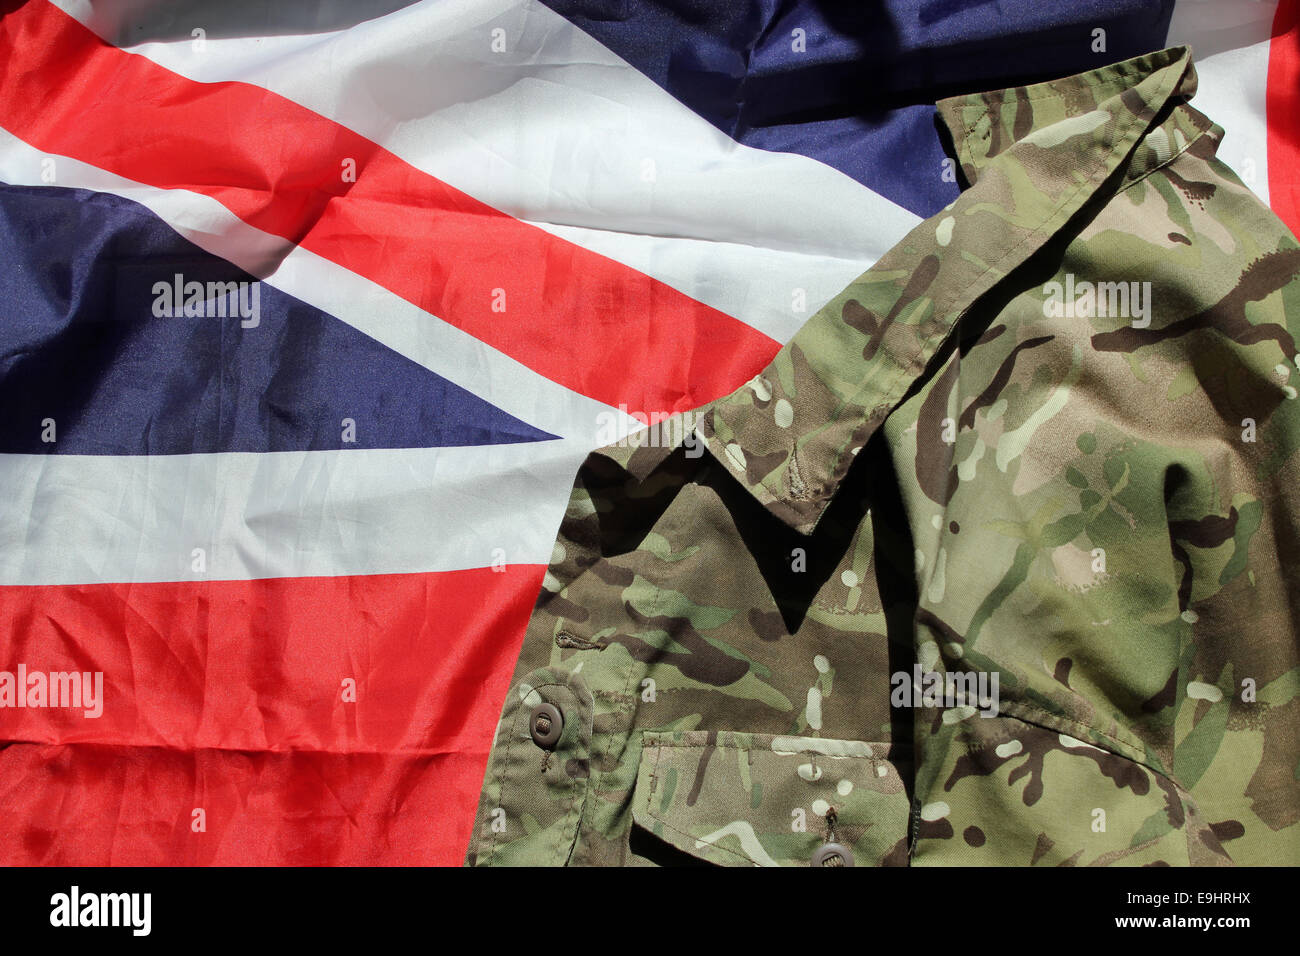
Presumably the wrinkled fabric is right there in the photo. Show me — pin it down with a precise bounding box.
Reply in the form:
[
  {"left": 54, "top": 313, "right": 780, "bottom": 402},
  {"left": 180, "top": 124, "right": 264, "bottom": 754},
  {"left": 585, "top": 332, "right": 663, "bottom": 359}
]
[{"left": 466, "top": 46, "right": 1300, "bottom": 867}]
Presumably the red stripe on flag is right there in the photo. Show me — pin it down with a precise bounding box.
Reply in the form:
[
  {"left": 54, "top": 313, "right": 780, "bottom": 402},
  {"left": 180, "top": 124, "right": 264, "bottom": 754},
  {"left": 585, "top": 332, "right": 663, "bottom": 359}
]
[
  {"left": 1269, "top": 0, "right": 1300, "bottom": 238},
  {"left": 0, "top": 746, "right": 471, "bottom": 865},
  {"left": 0, "top": 566, "right": 541, "bottom": 865},
  {"left": 0, "top": 0, "right": 779, "bottom": 415}
]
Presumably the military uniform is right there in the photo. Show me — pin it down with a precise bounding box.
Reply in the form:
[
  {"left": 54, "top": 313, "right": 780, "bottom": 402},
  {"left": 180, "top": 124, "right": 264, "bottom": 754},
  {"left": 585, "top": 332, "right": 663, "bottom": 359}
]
[{"left": 466, "top": 46, "right": 1300, "bottom": 867}]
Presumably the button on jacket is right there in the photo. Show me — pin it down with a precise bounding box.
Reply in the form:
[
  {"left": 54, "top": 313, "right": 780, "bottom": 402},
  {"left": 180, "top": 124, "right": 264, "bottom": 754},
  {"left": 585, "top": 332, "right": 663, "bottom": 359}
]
[{"left": 465, "top": 46, "right": 1300, "bottom": 867}]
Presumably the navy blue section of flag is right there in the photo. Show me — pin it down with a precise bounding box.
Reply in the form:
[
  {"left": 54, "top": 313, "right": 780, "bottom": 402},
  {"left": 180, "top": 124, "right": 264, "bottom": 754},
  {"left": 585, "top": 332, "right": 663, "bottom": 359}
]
[
  {"left": 0, "top": 184, "right": 556, "bottom": 455},
  {"left": 541, "top": 0, "right": 1175, "bottom": 216}
]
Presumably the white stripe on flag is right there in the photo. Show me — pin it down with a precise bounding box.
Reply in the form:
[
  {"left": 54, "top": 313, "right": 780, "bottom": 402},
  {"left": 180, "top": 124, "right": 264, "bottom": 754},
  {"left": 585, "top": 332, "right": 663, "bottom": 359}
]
[
  {"left": 0, "top": 441, "right": 590, "bottom": 585},
  {"left": 1168, "top": 0, "right": 1276, "bottom": 203},
  {"left": 51, "top": 0, "right": 921, "bottom": 345}
]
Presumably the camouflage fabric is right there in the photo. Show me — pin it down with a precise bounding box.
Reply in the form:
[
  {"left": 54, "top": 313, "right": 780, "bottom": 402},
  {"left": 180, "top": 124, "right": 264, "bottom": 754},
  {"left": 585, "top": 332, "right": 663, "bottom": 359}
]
[{"left": 465, "top": 46, "right": 1300, "bottom": 867}]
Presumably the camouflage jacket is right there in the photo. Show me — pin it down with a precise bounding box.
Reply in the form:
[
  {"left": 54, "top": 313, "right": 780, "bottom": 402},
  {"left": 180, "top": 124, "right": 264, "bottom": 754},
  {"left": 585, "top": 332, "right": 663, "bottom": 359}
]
[{"left": 465, "top": 46, "right": 1300, "bottom": 867}]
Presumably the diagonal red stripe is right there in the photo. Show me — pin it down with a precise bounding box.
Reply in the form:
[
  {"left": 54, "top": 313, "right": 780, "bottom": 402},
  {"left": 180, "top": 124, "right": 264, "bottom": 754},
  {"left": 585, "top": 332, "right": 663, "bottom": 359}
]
[
  {"left": 1269, "top": 0, "right": 1300, "bottom": 239},
  {"left": 0, "top": 0, "right": 778, "bottom": 415},
  {"left": 0, "top": 565, "right": 542, "bottom": 865}
]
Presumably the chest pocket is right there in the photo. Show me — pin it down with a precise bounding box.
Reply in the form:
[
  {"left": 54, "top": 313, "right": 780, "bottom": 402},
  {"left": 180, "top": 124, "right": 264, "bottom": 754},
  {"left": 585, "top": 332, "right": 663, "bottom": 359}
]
[{"left": 630, "top": 731, "right": 912, "bottom": 866}]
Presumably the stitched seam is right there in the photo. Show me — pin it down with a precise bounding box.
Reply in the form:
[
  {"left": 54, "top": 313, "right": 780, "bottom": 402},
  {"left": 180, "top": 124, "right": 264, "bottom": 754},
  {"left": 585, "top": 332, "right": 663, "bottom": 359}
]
[
  {"left": 959, "top": 102, "right": 985, "bottom": 182},
  {"left": 996, "top": 699, "right": 1145, "bottom": 760},
  {"left": 953, "top": 77, "right": 1137, "bottom": 175},
  {"left": 643, "top": 738, "right": 894, "bottom": 762},
  {"left": 1117, "top": 120, "right": 1217, "bottom": 195},
  {"left": 640, "top": 810, "right": 761, "bottom": 866},
  {"left": 632, "top": 742, "right": 666, "bottom": 822},
  {"left": 908, "top": 795, "right": 921, "bottom": 860},
  {"left": 994, "top": 703, "right": 1181, "bottom": 791},
  {"left": 974, "top": 75, "right": 1132, "bottom": 107},
  {"left": 942, "top": 53, "right": 1173, "bottom": 171},
  {"left": 592, "top": 581, "right": 663, "bottom": 861},
  {"left": 483, "top": 697, "right": 521, "bottom": 866},
  {"left": 948, "top": 82, "right": 1118, "bottom": 162},
  {"left": 553, "top": 683, "right": 590, "bottom": 866},
  {"left": 637, "top": 738, "right": 759, "bottom": 866}
]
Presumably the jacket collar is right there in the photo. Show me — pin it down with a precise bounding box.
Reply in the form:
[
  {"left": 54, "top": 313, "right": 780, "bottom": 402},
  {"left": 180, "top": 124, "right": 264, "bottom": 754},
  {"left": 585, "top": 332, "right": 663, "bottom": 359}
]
[{"left": 692, "top": 46, "right": 1201, "bottom": 534}]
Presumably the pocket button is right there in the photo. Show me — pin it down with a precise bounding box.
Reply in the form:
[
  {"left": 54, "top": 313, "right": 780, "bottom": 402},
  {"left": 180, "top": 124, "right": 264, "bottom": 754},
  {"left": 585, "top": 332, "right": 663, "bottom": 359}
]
[
  {"left": 812, "top": 842, "right": 855, "bottom": 867},
  {"left": 529, "top": 703, "right": 563, "bottom": 749}
]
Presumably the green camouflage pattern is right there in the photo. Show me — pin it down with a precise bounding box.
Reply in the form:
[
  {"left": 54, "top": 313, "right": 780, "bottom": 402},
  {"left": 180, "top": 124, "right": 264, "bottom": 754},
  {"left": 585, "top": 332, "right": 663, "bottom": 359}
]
[
  {"left": 631, "top": 732, "right": 910, "bottom": 866},
  {"left": 465, "top": 46, "right": 1300, "bottom": 867}
]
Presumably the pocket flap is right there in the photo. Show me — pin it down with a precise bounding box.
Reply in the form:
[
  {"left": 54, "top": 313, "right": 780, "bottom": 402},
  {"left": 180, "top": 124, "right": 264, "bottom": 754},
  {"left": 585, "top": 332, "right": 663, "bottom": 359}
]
[{"left": 631, "top": 731, "right": 911, "bottom": 867}]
